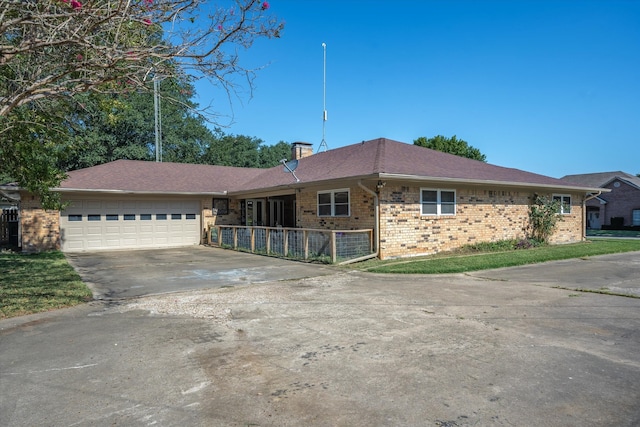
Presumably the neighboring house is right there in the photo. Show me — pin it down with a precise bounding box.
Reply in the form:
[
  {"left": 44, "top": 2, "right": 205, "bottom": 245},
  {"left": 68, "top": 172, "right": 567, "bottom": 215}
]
[
  {"left": 561, "top": 171, "right": 640, "bottom": 230},
  {"left": 2, "top": 138, "right": 605, "bottom": 259}
]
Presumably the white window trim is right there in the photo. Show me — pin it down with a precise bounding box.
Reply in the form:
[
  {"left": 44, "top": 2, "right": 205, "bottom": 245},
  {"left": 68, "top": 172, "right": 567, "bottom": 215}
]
[
  {"left": 420, "top": 188, "right": 456, "bottom": 216},
  {"left": 552, "top": 194, "right": 572, "bottom": 215},
  {"left": 317, "top": 188, "right": 351, "bottom": 217}
]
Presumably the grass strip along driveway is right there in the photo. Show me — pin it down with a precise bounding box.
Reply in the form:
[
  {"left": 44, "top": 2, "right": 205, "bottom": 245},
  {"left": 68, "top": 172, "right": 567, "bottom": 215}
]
[
  {"left": 355, "top": 239, "right": 640, "bottom": 274},
  {"left": 0, "top": 251, "right": 92, "bottom": 319}
]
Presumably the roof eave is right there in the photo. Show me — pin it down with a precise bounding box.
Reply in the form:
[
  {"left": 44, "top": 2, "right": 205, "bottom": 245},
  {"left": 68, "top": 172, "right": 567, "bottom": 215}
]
[
  {"left": 377, "top": 173, "right": 611, "bottom": 193},
  {"left": 53, "top": 188, "right": 228, "bottom": 196},
  {"left": 228, "top": 174, "right": 380, "bottom": 196}
]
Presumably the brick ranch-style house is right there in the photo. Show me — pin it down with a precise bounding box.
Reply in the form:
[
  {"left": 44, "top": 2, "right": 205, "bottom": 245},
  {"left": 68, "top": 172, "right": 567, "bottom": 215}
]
[
  {"left": 1, "top": 138, "right": 607, "bottom": 260},
  {"left": 561, "top": 171, "right": 640, "bottom": 230}
]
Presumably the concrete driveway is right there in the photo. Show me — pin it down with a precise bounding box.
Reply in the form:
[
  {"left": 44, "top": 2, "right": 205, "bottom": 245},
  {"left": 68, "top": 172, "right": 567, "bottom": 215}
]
[
  {"left": 65, "top": 246, "right": 334, "bottom": 299},
  {"left": 1, "top": 248, "right": 640, "bottom": 426}
]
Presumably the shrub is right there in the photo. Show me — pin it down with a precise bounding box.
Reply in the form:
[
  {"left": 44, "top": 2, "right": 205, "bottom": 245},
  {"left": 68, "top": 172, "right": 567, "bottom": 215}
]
[{"left": 528, "top": 195, "right": 561, "bottom": 243}]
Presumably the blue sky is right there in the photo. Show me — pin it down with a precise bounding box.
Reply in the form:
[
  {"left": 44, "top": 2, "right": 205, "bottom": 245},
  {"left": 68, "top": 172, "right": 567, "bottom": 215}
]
[{"left": 193, "top": 0, "right": 639, "bottom": 178}]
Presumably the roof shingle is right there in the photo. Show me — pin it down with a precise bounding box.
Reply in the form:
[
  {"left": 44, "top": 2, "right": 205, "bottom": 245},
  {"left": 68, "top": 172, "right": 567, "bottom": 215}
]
[{"left": 58, "top": 138, "right": 603, "bottom": 194}]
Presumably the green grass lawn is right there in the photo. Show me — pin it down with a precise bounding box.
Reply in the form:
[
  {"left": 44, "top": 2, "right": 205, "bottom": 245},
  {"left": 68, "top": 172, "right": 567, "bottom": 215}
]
[
  {"left": 352, "top": 239, "right": 640, "bottom": 274},
  {"left": 0, "top": 251, "right": 93, "bottom": 319}
]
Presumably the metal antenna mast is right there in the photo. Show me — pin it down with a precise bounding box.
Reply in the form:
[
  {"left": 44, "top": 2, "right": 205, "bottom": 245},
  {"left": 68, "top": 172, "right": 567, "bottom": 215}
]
[
  {"left": 318, "top": 42, "right": 328, "bottom": 152},
  {"left": 153, "top": 76, "right": 163, "bottom": 162}
]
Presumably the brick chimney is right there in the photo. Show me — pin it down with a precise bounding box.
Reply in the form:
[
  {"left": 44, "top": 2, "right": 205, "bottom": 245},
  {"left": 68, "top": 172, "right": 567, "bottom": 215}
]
[{"left": 291, "top": 141, "right": 313, "bottom": 160}]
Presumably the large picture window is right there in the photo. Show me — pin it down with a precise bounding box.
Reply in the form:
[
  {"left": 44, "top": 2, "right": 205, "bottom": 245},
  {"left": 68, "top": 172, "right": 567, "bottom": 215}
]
[
  {"left": 421, "top": 189, "right": 456, "bottom": 216},
  {"left": 318, "top": 189, "right": 350, "bottom": 217},
  {"left": 632, "top": 209, "right": 640, "bottom": 226},
  {"left": 552, "top": 194, "right": 572, "bottom": 214}
]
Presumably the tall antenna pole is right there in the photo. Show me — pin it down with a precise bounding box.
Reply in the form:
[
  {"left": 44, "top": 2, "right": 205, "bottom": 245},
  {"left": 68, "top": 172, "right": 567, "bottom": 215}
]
[
  {"left": 154, "top": 76, "right": 163, "bottom": 162},
  {"left": 318, "top": 42, "right": 328, "bottom": 152}
]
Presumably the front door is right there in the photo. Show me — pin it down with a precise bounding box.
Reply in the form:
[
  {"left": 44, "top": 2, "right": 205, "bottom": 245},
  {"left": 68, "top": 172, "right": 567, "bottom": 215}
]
[
  {"left": 269, "top": 200, "right": 284, "bottom": 227},
  {"left": 245, "top": 199, "right": 265, "bottom": 226},
  {"left": 587, "top": 210, "right": 600, "bottom": 229}
]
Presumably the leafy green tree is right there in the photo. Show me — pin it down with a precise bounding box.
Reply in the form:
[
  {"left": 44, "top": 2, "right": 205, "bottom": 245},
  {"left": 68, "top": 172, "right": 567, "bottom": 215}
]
[
  {"left": 1, "top": 0, "right": 284, "bottom": 208},
  {"left": 203, "top": 132, "right": 261, "bottom": 168},
  {"left": 414, "top": 135, "right": 487, "bottom": 162},
  {"left": 0, "top": 101, "right": 72, "bottom": 206},
  {"left": 61, "top": 77, "right": 215, "bottom": 170},
  {"left": 259, "top": 141, "right": 293, "bottom": 167},
  {"left": 202, "top": 131, "right": 292, "bottom": 168}
]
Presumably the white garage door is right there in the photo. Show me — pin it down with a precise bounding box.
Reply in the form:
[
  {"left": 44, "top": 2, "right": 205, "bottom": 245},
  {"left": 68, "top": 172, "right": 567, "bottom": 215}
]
[{"left": 60, "top": 199, "right": 201, "bottom": 252}]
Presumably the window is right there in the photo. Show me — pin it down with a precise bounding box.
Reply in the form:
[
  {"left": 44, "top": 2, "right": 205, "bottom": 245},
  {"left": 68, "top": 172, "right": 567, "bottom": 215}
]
[
  {"left": 185, "top": 214, "right": 196, "bottom": 220},
  {"left": 171, "top": 214, "right": 182, "bottom": 220},
  {"left": 87, "top": 214, "right": 101, "bottom": 221},
  {"left": 140, "top": 214, "right": 152, "bottom": 220},
  {"left": 213, "top": 198, "right": 229, "bottom": 215},
  {"left": 633, "top": 209, "right": 640, "bottom": 226},
  {"left": 156, "top": 214, "right": 167, "bottom": 220},
  {"left": 106, "top": 214, "right": 119, "bottom": 221},
  {"left": 317, "top": 189, "right": 350, "bottom": 217},
  {"left": 68, "top": 214, "right": 82, "bottom": 221},
  {"left": 552, "top": 194, "right": 572, "bottom": 214},
  {"left": 421, "top": 189, "right": 456, "bottom": 216},
  {"left": 124, "top": 214, "right": 136, "bottom": 221}
]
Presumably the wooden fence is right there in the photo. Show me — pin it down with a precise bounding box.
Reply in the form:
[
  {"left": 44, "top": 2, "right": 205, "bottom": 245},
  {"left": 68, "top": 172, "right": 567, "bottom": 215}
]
[{"left": 209, "top": 225, "right": 375, "bottom": 264}]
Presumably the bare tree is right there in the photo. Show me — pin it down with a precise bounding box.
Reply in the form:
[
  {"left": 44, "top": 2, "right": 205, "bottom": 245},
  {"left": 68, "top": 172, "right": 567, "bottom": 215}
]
[{"left": 0, "top": 0, "right": 283, "bottom": 117}]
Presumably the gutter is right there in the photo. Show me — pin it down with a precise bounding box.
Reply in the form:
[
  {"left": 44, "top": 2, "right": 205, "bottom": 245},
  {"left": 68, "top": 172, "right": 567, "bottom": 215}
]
[
  {"left": 52, "top": 188, "right": 228, "bottom": 196},
  {"left": 230, "top": 173, "right": 611, "bottom": 197},
  {"left": 376, "top": 173, "right": 610, "bottom": 194},
  {"left": 358, "top": 180, "right": 379, "bottom": 258}
]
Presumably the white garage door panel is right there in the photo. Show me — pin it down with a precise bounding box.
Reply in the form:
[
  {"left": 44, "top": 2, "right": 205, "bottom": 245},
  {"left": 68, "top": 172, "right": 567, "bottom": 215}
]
[{"left": 61, "top": 199, "right": 201, "bottom": 252}]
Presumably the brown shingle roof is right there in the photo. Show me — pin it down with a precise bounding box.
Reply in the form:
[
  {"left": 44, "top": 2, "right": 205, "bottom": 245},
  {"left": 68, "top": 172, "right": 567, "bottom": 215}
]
[
  {"left": 239, "top": 138, "right": 601, "bottom": 192},
  {"left": 58, "top": 160, "right": 264, "bottom": 194},
  {"left": 57, "top": 138, "right": 603, "bottom": 194}
]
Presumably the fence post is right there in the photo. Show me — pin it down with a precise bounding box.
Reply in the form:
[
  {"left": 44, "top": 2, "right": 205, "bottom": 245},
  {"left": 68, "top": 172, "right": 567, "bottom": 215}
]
[
  {"left": 330, "top": 231, "right": 337, "bottom": 263},
  {"left": 250, "top": 227, "right": 255, "bottom": 253},
  {"left": 283, "top": 229, "right": 289, "bottom": 257},
  {"left": 233, "top": 226, "right": 238, "bottom": 249},
  {"left": 265, "top": 227, "right": 271, "bottom": 254},
  {"left": 303, "top": 230, "right": 309, "bottom": 260}
]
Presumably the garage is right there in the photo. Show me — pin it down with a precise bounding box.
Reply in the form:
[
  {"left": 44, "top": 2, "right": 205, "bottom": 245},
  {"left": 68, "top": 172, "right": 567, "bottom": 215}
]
[{"left": 60, "top": 198, "right": 201, "bottom": 252}]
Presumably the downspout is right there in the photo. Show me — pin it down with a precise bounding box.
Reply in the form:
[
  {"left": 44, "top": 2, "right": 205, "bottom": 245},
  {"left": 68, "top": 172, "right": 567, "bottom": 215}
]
[
  {"left": 583, "top": 191, "right": 602, "bottom": 240},
  {"left": 358, "top": 180, "right": 379, "bottom": 258}
]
